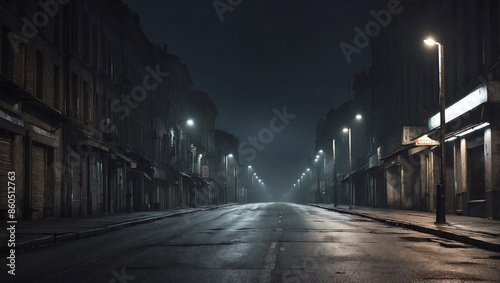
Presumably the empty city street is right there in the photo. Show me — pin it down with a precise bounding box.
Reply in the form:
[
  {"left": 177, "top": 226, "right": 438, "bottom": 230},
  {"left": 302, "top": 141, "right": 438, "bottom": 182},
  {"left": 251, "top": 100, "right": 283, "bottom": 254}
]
[{"left": 8, "top": 203, "right": 500, "bottom": 282}]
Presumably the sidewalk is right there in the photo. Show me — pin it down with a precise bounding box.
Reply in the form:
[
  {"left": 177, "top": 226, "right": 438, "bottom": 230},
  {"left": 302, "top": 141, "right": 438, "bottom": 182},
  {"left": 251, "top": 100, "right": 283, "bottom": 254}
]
[
  {"left": 309, "top": 204, "right": 500, "bottom": 253},
  {"left": 1, "top": 204, "right": 233, "bottom": 253}
]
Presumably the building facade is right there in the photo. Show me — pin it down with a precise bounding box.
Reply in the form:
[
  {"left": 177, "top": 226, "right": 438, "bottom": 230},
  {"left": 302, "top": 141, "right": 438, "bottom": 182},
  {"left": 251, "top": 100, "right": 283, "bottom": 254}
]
[
  {"left": 0, "top": 0, "right": 199, "bottom": 219},
  {"left": 315, "top": 0, "right": 500, "bottom": 220}
]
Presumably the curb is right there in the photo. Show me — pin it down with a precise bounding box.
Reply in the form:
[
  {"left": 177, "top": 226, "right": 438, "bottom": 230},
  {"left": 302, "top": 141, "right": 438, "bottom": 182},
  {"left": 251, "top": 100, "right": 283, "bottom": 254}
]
[
  {"left": 4, "top": 204, "right": 233, "bottom": 253},
  {"left": 309, "top": 204, "right": 500, "bottom": 253}
]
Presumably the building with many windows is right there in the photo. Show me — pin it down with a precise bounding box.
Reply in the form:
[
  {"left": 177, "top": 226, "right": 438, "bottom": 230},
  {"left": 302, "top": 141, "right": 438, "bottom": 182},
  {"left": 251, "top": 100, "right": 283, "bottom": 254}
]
[{"left": 0, "top": 0, "right": 214, "bottom": 219}]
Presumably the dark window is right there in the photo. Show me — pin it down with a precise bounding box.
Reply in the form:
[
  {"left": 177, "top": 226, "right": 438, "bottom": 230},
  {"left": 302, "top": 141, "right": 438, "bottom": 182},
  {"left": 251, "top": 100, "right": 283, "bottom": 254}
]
[
  {"left": 72, "top": 73, "right": 79, "bottom": 117},
  {"left": 83, "top": 81, "right": 89, "bottom": 122},
  {"left": 491, "top": 0, "right": 499, "bottom": 60},
  {"left": 107, "top": 42, "right": 112, "bottom": 77},
  {"left": 106, "top": 98, "right": 111, "bottom": 119},
  {"left": 111, "top": 45, "right": 117, "bottom": 82},
  {"left": 71, "top": 2, "right": 78, "bottom": 50},
  {"left": 53, "top": 65, "right": 60, "bottom": 109},
  {"left": 93, "top": 92, "right": 99, "bottom": 125},
  {"left": 1, "top": 27, "right": 14, "bottom": 80},
  {"left": 101, "top": 35, "right": 107, "bottom": 75},
  {"left": 468, "top": 145, "right": 485, "bottom": 200},
  {"left": 54, "top": 13, "right": 60, "bottom": 47},
  {"left": 82, "top": 12, "right": 89, "bottom": 59},
  {"left": 35, "top": 50, "right": 44, "bottom": 100},
  {"left": 92, "top": 24, "right": 98, "bottom": 67},
  {"left": 464, "top": 36, "right": 470, "bottom": 82},
  {"left": 18, "top": 43, "right": 26, "bottom": 87}
]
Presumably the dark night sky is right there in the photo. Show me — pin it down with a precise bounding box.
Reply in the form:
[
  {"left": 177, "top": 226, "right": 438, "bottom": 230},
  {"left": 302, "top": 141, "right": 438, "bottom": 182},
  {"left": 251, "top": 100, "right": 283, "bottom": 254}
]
[{"left": 121, "top": 0, "right": 391, "bottom": 197}]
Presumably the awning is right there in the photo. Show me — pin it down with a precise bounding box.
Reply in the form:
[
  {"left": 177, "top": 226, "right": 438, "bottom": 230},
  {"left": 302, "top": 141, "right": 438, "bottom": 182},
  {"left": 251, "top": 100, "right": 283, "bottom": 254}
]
[
  {"left": 153, "top": 166, "right": 167, "bottom": 181},
  {"left": 130, "top": 169, "right": 152, "bottom": 180},
  {"left": 0, "top": 78, "right": 63, "bottom": 121},
  {"left": 180, "top": 171, "right": 192, "bottom": 179},
  {"left": 67, "top": 126, "right": 109, "bottom": 152},
  {"left": 339, "top": 164, "right": 368, "bottom": 182},
  {"left": 380, "top": 145, "right": 412, "bottom": 161},
  {"left": 192, "top": 174, "right": 210, "bottom": 186},
  {"left": 0, "top": 107, "right": 25, "bottom": 135}
]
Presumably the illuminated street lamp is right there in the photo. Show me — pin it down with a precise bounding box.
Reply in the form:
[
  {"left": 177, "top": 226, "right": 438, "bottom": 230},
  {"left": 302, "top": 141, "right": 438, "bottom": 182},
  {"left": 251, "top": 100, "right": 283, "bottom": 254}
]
[
  {"left": 176, "top": 119, "right": 194, "bottom": 207},
  {"left": 424, "top": 37, "right": 446, "bottom": 224},
  {"left": 332, "top": 139, "right": 337, "bottom": 206},
  {"left": 343, "top": 127, "right": 352, "bottom": 209},
  {"left": 315, "top": 150, "right": 325, "bottom": 203},
  {"left": 343, "top": 114, "right": 362, "bottom": 210},
  {"left": 225, "top": 154, "right": 233, "bottom": 203},
  {"left": 246, "top": 166, "right": 253, "bottom": 202}
]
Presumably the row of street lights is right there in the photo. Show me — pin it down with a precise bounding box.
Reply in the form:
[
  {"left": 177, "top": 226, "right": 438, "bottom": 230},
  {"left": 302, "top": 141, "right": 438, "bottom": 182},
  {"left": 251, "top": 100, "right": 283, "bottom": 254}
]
[
  {"left": 292, "top": 36, "right": 446, "bottom": 224},
  {"left": 291, "top": 114, "right": 362, "bottom": 208},
  {"left": 176, "top": 120, "right": 269, "bottom": 205},
  {"left": 222, "top": 159, "right": 265, "bottom": 203},
  {"left": 249, "top": 166, "right": 265, "bottom": 202}
]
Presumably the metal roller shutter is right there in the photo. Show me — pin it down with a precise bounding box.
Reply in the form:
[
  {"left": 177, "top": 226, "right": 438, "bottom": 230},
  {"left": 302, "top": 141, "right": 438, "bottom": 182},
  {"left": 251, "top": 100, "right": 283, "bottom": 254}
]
[
  {"left": 0, "top": 134, "right": 13, "bottom": 211},
  {"left": 71, "top": 154, "right": 81, "bottom": 216},
  {"left": 32, "top": 144, "right": 46, "bottom": 219},
  {"left": 469, "top": 146, "right": 485, "bottom": 201}
]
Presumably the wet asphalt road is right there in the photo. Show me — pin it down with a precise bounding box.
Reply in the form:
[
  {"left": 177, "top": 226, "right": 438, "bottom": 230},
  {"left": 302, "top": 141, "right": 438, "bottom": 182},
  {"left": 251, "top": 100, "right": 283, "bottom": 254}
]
[{"left": 6, "top": 202, "right": 500, "bottom": 282}]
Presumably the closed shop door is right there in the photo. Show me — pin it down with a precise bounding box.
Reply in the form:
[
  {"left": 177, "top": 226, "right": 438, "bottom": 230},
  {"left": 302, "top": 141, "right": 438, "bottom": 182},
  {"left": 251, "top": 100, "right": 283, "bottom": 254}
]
[
  {"left": 32, "top": 144, "right": 46, "bottom": 219},
  {"left": 89, "top": 153, "right": 101, "bottom": 214},
  {"left": 71, "top": 154, "right": 81, "bottom": 216},
  {"left": 81, "top": 156, "right": 88, "bottom": 215},
  {"left": 469, "top": 145, "right": 485, "bottom": 200},
  {"left": 0, "top": 134, "right": 13, "bottom": 217}
]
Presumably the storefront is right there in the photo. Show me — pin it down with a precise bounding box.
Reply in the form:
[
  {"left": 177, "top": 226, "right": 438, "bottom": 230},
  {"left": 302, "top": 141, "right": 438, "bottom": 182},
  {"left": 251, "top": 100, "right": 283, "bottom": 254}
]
[{"left": 414, "top": 83, "right": 500, "bottom": 219}]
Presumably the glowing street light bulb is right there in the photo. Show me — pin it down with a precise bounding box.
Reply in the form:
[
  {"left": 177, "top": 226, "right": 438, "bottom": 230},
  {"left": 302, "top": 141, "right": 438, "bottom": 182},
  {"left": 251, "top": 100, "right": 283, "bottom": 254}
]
[{"left": 423, "top": 38, "right": 437, "bottom": 46}]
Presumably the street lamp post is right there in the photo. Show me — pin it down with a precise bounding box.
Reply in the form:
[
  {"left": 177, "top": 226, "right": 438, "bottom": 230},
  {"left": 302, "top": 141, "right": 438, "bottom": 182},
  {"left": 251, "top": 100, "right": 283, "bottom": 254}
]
[
  {"left": 304, "top": 168, "right": 312, "bottom": 202},
  {"left": 332, "top": 139, "right": 337, "bottom": 207},
  {"left": 246, "top": 166, "right": 253, "bottom": 202},
  {"left": 315, "top": 155, "right": 320, "bottom": 202},
  {"left": 176, "top": 119, "right": 194, "bottom": 208},
  {"left": 251, "top": 173, "right": 256, "bottom": 202},
  {"left": 225, "top": 153, "right": 233, "bottom": 204},
  {"left": 343, "top": 114, "right": 361, "bottom": 210},
  {"left": 317, "top": 150, "right": 327, "bottom": 203},
  {"left": 297, "top": 178, "right": 301, "bottom": 202},
  {"left": 424, "top": 37, "right": 446, "bottom": 224},
  {"left": 234, "top": 165, "right": 239, "bottom": 203},
  {"left": 343, "top": 128, "right": 353, "bottom": 209}
]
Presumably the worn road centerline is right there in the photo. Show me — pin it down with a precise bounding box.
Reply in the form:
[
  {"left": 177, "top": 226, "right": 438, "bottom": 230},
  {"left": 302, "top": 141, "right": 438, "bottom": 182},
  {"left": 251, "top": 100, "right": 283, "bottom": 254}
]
[{"left": 260, "top": 241, "right": 277, "bottom": 283}]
